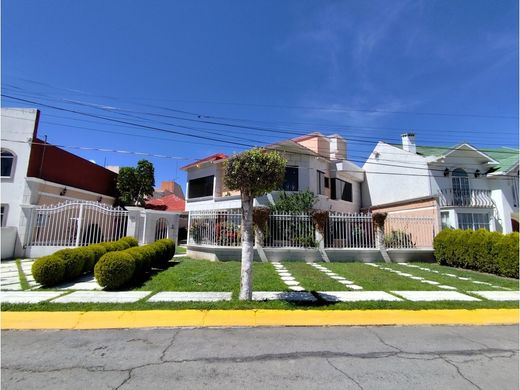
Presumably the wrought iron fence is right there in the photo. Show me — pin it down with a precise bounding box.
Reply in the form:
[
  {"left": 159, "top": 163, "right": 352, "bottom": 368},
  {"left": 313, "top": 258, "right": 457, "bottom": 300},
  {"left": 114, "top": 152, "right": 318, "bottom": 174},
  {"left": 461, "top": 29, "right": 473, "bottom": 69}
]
[
  {"left": 26, "top": 201, "right": 128, "bottom": 247},
  {"left": 325, "top": 212, "right": 375, "bottom": 248},
  {"left": 188, "top": 209, "right": 436, "bottom": 249}
]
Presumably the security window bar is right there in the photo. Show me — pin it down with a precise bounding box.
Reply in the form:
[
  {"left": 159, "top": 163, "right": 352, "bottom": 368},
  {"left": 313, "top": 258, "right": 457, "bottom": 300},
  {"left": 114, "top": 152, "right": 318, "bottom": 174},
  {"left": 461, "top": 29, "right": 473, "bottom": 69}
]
[{"left": 282, "top": 166, "right": 299, "bottom": 191}]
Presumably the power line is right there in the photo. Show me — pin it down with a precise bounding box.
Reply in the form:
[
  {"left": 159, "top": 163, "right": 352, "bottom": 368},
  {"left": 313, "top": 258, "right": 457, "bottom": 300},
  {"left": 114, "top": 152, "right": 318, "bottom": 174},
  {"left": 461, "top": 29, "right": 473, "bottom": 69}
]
[{"left": 6, "top": 78, "right": 518, "bottom": 119}]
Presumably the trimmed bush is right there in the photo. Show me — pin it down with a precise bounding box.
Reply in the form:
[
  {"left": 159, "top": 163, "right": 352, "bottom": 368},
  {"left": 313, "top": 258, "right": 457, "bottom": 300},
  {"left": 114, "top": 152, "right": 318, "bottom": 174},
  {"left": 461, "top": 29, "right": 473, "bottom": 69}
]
[
  {"left": 32, "top": 255, "right": 66, "bottom": 286},
  {"left": 150, "top": 240, "right": 169, "bottom": 268},
  {"left": 99, "top": 241, "right": 120, "bottom": 252},
  {"left": 94, "top": 251, "right": 136, "bottom": 289},
  {"left": 434, "top": 229, "right": 519, "bottom": 278},
  {"left": 87, "top": 244, "right": 107, "bottom": 263},
  {"left": 54, "top": 248, "right": 85, "bottom": 280},
  {"left": 124, "top": 246, "right": 151, "bottom": 277},
  {"left": 119, "top": 236, "right": 139, "bottom": 248},
  {"left": 157, "top": 238, "right": 176, "bottom": 259},
  {"left": 78, "top": 247, "right": 97, "bottom": 273}
]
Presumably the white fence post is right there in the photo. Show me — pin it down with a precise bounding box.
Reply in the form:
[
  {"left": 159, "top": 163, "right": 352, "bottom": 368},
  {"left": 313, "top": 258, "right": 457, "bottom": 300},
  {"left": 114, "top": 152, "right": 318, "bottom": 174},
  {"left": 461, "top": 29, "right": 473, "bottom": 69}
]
[{"left": 75, "top": 203, "right": 84, "bottom": 247}]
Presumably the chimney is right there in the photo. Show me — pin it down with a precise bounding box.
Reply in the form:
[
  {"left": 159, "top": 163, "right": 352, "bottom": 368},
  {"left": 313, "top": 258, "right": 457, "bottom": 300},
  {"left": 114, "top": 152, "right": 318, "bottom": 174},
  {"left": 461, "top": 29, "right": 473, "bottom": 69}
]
[
  {"left": 329, "top": 134, "right": 347, "bottom": 160},
  {"left": 401, "top": 133, "right": 416, "bottom": 154}
]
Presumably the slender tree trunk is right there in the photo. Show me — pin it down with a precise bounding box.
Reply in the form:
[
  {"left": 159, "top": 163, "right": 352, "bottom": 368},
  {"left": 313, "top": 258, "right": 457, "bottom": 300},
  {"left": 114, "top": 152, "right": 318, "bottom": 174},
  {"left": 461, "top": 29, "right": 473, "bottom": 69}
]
[{"left": 239, "top": 193, "right": 254, "bottom": 300}]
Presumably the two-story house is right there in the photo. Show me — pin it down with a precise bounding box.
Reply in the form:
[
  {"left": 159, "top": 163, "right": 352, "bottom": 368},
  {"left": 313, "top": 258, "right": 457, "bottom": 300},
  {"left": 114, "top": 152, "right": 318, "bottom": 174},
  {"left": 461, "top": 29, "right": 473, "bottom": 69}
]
[
  {"left": 363, "top": 133, "right": 519, "bottom": 233},
  {"left": 181, "top": 133, "right": 364, "bottom": 213}
]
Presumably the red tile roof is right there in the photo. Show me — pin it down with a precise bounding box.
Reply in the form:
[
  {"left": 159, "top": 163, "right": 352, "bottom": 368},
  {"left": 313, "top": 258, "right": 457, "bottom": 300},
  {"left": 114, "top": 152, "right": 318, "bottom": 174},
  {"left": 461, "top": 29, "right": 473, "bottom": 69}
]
[
  {"left": 181, "top": 153, "right": 228, "bottom": 170},
  {"left": 146, "top": 194, "right": 185, "bottom": 212}
]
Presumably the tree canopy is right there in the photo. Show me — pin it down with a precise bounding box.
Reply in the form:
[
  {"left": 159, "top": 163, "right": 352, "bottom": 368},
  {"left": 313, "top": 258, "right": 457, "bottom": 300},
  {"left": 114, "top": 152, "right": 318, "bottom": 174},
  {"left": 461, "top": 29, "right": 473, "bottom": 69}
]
[
  {"left": 116, "top": 160, "right": 155, "bottom": 206},
  {"left": 224, "top": 148, "right": 287, "bottom": 198}
]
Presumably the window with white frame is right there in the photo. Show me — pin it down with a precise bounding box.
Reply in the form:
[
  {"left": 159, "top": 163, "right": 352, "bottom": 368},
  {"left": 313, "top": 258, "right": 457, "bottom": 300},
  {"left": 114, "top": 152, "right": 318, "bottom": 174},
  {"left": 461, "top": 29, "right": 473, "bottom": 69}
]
[
  {"left": 457, "top": 213, "right": 490, "bottom": 231},
  {"left": 440, "top": 211, "right": 450, "bottom": 229},
  {"left": 0, "top": 205, "right": 6, "bottom": 227},
  {"left": 1, "top": 150, "right": 15, "bottom": 178}
]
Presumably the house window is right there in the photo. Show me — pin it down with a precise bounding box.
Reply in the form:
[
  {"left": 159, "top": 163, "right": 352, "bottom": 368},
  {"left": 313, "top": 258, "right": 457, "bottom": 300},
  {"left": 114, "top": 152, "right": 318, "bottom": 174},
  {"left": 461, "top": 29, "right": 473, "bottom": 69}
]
[
  {"left": 324, "top": 177, "right": 330, "bottom": 188},
  {"left": 331, "top": 179, "right": 353, "bottom": 202},
  {"left": 317, "top": 170, "right": 325, "bottom": 195},
  {"left": 188, "top": 175, "right": 214, "bottom": 199},
  {"left": 458, "top": 213, "right": 490, "bottom": 231},
  {"left": 440, "top": 211, "right": 450, "bottom": 229},
  {"left": 512, "top": 179, "right": 519, "bottom": 207},
  {"left": 1, "top": 150, "right": 15, "bottom": 178},
  {"left": 452, "top": 168, "right": 470, "bottom": 206},
  {"left": 0, "top": 205, "right": 6, "bottom": 227},
  {"left": 282, "top": 166, "right": 299, "bottom": 191}
]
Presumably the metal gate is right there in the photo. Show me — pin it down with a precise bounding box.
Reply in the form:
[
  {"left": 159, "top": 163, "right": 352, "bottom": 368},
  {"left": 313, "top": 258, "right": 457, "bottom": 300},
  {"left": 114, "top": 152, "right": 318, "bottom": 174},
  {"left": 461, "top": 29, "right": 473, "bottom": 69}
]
[{"left": 25, "top": 201, "right": 128, "bottom": 247}]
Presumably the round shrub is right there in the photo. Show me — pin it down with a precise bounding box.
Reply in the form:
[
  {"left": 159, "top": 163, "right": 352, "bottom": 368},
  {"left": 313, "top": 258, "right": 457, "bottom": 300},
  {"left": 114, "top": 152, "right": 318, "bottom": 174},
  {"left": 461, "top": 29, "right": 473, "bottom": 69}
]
[
  {"left": 99, "top": 241, "right": 119, "bottom": 252},
  {"left": 94, "top": 251, "right": 136, "bottom": 289},
  {"left": 157, "top": 239, "right": 176, "bottom": 259},
  {"left": 77, "top": 247, "right": 97, "bottom": 273},
  {"left": 32, "top": 255, "right": 66, "bottom": 286},
  {"left": 119, "top": 236, "right": 138, "bottom": 248},
  {"left": 139, "top": 245, "right": 157, "bottom": 269},
  {"left": 114, "top": 241, "right": 130, "bottom": 250},
  {"left": 151, "top": 241, "right": 169, "bottom": 268},
  {"left": 87, "top": 244, "right": 107, "bottom": 262},
  {"left": 54, "top": 248, "right": 85, "bottom": 280},
  {"left": 125, "top": 247, "right": 150, "bottom": 277}
]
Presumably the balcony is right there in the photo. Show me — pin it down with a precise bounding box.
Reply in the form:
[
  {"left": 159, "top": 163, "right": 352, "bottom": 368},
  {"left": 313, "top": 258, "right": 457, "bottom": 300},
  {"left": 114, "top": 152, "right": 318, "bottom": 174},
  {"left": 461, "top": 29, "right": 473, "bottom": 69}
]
[{"left": 438, "top": 188, "right": 494, "bottom": 208}]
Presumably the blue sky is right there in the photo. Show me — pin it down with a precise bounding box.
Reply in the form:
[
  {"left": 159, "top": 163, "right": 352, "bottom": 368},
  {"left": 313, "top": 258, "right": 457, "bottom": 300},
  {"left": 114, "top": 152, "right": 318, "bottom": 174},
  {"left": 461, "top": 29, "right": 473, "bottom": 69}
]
[{"left": 2, "top": 0, "right": 518, "bottom": 192}]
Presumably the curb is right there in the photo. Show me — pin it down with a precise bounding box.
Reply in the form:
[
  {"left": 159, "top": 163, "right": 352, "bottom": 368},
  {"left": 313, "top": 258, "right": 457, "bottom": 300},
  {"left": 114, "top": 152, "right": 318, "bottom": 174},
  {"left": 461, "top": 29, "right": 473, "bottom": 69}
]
[{"left": 1, "top": 309, "right": 518, "bottom": 329}]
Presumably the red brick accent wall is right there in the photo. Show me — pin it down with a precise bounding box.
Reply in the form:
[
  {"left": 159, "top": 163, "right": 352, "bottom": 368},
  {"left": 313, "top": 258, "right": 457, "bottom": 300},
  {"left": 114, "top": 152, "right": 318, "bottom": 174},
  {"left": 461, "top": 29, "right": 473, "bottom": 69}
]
[{"left": 27, "top": 138, "right": 118, "bottom": 197}]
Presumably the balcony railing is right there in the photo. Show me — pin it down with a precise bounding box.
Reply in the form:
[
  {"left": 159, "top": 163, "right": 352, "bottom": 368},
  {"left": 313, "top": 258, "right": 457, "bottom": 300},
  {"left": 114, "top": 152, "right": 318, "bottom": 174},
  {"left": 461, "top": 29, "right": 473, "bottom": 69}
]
[{"left": 438, "top": 188, "right": 494, "bottom": 208}]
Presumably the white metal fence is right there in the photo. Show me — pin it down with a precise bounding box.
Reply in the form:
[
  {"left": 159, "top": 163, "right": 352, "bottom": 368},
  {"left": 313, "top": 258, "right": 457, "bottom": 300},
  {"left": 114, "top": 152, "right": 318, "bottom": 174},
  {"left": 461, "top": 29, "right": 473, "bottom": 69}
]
[
  {"left": 189, "top": 209, "right": 242, "bottom": 247},
  {"left": 325, "top": 212, "right": 375, "bottom": 248},
  {"left": 26, "top": 201, "right": 128, "bottom": 247},
  {"left": 189, "top": 209, "right": 436, "bottom": 249},
  {"left": 384, "top": 216, "right": 435, "bottom": 249}
]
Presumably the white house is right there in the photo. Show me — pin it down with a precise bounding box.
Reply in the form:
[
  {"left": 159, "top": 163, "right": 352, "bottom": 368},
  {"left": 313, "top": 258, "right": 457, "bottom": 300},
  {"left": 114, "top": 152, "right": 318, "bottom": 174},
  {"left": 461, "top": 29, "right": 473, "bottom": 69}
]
[
  {"left": 181, "top": 133, "right": 364, "bottom": 213},
  {"left": 362, "top": 133, "right": 519, "bottom": 233},
  {"left": 1, "top": 108, "right": 119, "bottom": 258}
]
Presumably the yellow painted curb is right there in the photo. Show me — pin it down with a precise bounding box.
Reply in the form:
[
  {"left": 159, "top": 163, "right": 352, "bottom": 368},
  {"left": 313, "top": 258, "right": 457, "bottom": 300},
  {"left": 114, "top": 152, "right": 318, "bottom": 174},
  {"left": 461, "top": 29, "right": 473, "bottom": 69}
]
[{"left": 1, "top": 309, "right": 518, "bottom": 330}]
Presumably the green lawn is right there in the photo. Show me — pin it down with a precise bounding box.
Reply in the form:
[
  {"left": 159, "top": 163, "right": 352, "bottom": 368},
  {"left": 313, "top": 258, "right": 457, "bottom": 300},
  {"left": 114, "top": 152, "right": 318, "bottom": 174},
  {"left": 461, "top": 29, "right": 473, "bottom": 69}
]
[
  {"left": 3, "top": 258, "right": 518, "bottom": 312},
  {"left": 283, "top": 262, "right": 348, "bottom": 291},
  {"left": 325, "top": 263, "right": 441, "bottom": 291},
  {"left": 175, "top": 246, "right": 187, "bottom": 254},
  {"left": 384, "top": 263, "right": 519, "bottom": 291}
]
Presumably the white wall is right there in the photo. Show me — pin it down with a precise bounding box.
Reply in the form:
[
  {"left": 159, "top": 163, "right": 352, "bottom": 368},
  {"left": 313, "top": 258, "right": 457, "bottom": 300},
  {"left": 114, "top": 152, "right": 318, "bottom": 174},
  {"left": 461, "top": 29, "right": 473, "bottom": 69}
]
[
  {"left": 362, "top": 142, "right": 431, "bottom": 207},
  {"left": 1, "top": 108, "right": 38, "bottom": 228},
  {"left": 488, "top": 172, "right": 519, "bottom": 233}
]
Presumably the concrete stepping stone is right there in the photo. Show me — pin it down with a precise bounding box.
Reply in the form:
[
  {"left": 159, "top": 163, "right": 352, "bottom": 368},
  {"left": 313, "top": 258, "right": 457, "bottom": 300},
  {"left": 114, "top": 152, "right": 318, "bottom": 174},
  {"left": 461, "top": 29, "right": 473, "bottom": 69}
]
[
  {"left": 445, "top": 274, "right": 457, "bottom": 277},
  {"left": 289, "top": 286, "right": 305, "bottom": 292},
  {"left": 148, "top": 292, "right": 232, "bottom": 302},
  {"left": 284, "top": 280, "right": 300, "bottom": 286},
  {"left": 470, "top": 291, "right": 520, "bottom": 301},
  {"left": 338, "top": 280, "right": 355, "bottom": 285},
  {"left": 438, "top": 285, "right": 457, "bottom": 290},
  {"left": 391, "top": 291, "right": 480, "bottom": 301},
  {"left": 458, "top": 277, "right": 471, "bottom": 281},
  {"left": 280, "top": 276, "right": 296, "bottom": 282},
  {"left": 318, "top": 291, "right": 402, "bottom": 302},
  {"left": 330, "top": 275, "right": 347, "bottom": 280},
  {"left": 52, "top": 291, "right": 150, "bottom": 303},
  {"left": 410, "top": 276, "right": 424, "bottom": 280},
  {"left": 348, "top": 285, "right": 363, "bottom": 290},
  {"left": 421, "top": 280, "right": 440, "bottom": 285},
  {"left": 2, "top": 291, "right": 63, "bottom": 303},
  {"left": 253, "top": 291, "right": 317, "bottom": 302},
  {"left": 473, "top": 281, "right": 491, "bottom": 285},
  {"left": 365, "top": 263, "right": 378, "bottom": 267},
  {"left": 1, "top": 283, "right": 22, "bottom": 291}
]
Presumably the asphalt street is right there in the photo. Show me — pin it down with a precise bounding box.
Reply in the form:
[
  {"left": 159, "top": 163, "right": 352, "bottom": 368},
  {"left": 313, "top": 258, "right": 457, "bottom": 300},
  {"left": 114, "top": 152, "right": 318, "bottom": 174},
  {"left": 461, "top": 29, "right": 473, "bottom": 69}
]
[{"left": 2, "top": 325, "right": 518, "bottom": 389}]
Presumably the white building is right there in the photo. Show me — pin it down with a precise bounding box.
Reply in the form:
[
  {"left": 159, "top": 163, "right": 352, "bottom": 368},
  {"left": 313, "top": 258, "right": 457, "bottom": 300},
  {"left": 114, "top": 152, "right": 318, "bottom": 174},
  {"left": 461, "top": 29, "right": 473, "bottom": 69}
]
[
  {"left": 182, "top": 133, "right": 364, "bottom": 213},
  {"left": 1, "top": 108, "right": 119, "bottom": 258},
  {"left": 363, "top": 133, "right": 519, "bottom": 233}
]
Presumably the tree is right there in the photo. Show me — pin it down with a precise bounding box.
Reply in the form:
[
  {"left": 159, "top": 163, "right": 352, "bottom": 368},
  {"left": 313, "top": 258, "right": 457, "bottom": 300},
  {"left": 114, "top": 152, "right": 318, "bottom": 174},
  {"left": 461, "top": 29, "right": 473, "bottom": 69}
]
[
  {"left": 116, "top": 160, "right": 155, "bottom": 206},
  {"left": 224, "top": 148, "right": 287, "bottom": 300}
]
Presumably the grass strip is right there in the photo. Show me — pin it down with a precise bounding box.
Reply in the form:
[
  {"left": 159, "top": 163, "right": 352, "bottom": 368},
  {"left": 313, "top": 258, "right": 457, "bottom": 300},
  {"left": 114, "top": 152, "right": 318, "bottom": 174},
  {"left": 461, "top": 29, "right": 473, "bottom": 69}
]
[{"left": 15, "top": 259, "right": 30, "bottom": 290}]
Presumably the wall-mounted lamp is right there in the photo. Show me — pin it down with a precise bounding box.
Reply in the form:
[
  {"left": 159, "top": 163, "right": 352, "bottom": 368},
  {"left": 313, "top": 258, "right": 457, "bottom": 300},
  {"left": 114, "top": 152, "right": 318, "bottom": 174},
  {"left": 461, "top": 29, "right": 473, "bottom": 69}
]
[
  {"left": 97, "top": 196, "right": 102, "bottom": 202},
  {"left": 474, "top": 170, "right": 481, "bottom": 178},
  {"left": 60, "top": 187, "right": 67, "bottom": 196},
  {"left": 443, "top": 168, "right": 450, "bottom": 177}
]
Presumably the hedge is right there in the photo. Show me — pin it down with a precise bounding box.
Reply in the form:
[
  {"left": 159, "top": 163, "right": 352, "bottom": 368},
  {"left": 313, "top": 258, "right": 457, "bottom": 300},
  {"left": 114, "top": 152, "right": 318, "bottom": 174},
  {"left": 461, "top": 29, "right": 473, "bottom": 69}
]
[
  {"left": 94, "top": 252, "right": 136, "bottom": 289},
  {"left": 31, "top": 237, "right": 141, "bottom": 287},
  {"left": 94, "top": 239, "right": 176, "bottom": 289},
  {"left": 32, "top": 255, "right": 66, "bottom": 286},
  {"left": 433, "top": 229, "right": 519, "bottom": 279}
]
